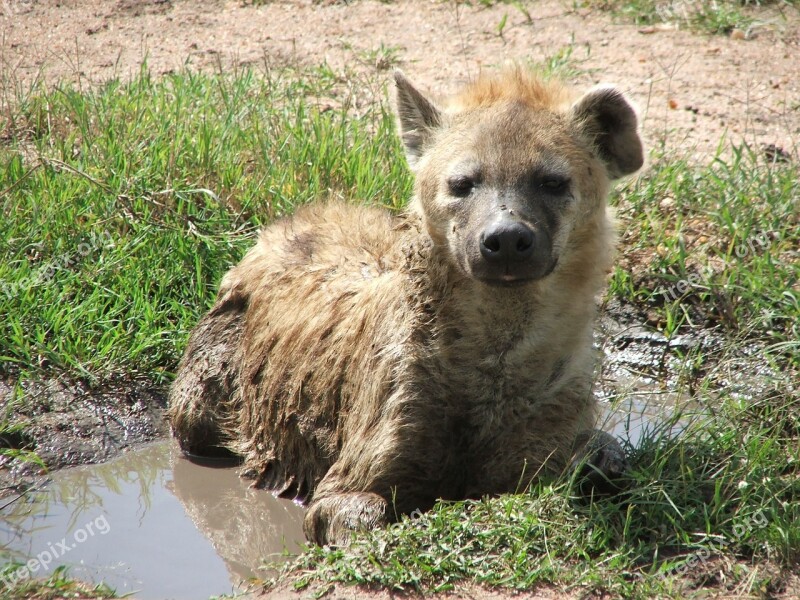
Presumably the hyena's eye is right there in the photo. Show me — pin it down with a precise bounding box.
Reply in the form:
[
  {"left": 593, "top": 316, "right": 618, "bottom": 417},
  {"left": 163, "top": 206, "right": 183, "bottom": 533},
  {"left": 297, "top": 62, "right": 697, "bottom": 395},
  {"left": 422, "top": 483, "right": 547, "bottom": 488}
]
[
  {"left": 540, "top": 176, "right": 570, "bottom": 194},
  {"left": 447, "top": 175, "right": 476, "bottom": 197}
]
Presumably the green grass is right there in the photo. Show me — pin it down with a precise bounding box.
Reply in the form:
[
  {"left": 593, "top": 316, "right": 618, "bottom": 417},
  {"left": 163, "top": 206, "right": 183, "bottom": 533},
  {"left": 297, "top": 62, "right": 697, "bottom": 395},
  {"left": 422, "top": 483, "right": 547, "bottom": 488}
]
[
  {"left": 0, "top": 64, "right": 410, "bottom": 384},
  {"left": 1, "top": 63, "right": 798, "bottom": 598},
  {"left": 586, "top": 0, "right": 799, "bottom": 35},
  {"left": 0, "top": 565, "right": 116, "bottom": 599},
  {"left": 608, "top": 144, "right": 799, "bottom": 359},
  {"left": 277, "top": 392, "right": 799, "bottom": 597},
  {"left": 2, "top": 63, "right": 795, "bottom": 382}
]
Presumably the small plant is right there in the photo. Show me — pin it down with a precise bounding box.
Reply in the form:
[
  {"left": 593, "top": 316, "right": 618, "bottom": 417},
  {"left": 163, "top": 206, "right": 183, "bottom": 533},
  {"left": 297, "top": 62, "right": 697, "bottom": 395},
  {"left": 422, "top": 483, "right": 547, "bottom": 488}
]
[
  {"left": 496, "top": 12, "right": 509, "bottom": 38},
  {"left": 585, "top": 0, "right": 785, "bottom": 35},
  {"left": 360, "top": 43, "right": 402, "bottom": 70},
  {"left": 512, "top": 0, "right": 533, "bottom": 22}
]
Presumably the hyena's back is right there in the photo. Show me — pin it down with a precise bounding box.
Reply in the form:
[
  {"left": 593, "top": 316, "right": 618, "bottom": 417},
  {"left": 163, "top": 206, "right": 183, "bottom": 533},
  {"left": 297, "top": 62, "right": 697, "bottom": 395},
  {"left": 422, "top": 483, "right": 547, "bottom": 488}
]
[{"left": 169, "top": 202, "right": 411, "bottom": 497}]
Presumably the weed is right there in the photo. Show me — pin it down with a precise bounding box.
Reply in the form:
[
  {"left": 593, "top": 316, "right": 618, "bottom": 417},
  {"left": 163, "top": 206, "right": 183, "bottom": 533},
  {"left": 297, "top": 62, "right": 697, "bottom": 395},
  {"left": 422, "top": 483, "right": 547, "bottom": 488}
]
[
  {"left": 496, "top": 12, "right": 509, "bottom": 37},
  {"left": 586, "top": 0, "right": 798, "bottom": 35}
]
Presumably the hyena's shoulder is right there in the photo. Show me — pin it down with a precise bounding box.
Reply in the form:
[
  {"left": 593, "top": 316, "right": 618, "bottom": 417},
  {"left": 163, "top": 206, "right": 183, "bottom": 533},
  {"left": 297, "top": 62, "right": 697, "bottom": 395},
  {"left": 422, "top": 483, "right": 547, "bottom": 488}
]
[{"left": 219, "top": 201, "right": 409, "bottom": 298}]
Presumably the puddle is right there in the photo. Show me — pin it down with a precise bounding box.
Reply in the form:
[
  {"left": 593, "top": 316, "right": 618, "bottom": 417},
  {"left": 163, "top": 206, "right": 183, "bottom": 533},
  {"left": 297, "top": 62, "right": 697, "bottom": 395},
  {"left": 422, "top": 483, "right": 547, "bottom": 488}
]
[
  {"left": 0, "top": 396, "right": 678, "bottom": 599},
  {"left": 0, "top": 399, "right": 679, "bottom": 600},
  {"left": 593, "top": 308, "right": 702, "bottom": 446},
  {"left": 0, "top": 441, "right": 306, "bottom": 599}
]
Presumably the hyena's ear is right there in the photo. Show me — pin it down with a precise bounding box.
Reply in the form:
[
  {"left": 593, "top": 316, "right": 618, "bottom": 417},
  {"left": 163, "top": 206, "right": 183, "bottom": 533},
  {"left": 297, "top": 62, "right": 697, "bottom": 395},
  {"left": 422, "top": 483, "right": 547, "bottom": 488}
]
[
  {"left": 393, "top": 70, "right": 443, "bottom": 169},
  {"left": 571, "top": 85, "right": 644, "bottom": 179}
]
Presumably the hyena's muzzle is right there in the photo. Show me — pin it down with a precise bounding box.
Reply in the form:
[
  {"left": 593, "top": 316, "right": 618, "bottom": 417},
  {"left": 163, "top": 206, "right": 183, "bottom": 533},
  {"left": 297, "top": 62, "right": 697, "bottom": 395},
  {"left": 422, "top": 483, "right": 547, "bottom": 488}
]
[{"left": 467, "top": 198, "right": 559, "bottom": 286}]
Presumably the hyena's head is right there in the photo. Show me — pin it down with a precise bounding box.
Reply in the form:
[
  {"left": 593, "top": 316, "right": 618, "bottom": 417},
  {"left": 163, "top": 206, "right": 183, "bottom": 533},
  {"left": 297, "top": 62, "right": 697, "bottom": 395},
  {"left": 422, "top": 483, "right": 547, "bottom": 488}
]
[{"left": 394, "top": 68, "right": 643, "bottom": 286}]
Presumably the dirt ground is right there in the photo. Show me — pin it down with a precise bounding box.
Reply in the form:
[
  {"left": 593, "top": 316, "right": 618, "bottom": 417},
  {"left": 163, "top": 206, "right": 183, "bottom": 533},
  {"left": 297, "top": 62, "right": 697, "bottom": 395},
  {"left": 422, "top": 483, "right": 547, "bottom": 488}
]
[
  {"left": 254, "top": 581, "right": 569, "bottom": 599},
  {"left": 2, "top": 0, "right": 799, "bottom": 162},
  {"left": 0, "top": 376, "right": 168, "bottom": 495}
]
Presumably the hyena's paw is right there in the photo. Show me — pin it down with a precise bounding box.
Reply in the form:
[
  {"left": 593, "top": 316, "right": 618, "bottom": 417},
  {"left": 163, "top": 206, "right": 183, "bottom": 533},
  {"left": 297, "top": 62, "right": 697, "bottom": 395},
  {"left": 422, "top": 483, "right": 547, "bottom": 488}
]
[
  {"left": 571, "top": 429, "right": 629, "bottom": 497},
  {"left": 304, "top": 492, "right": 389, "bottom": 546}
]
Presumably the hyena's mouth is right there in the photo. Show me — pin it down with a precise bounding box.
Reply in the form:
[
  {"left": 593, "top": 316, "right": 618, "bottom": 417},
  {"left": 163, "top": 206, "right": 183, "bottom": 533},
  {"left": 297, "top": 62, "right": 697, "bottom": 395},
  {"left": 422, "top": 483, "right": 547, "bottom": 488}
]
[
  {"left": 478, "top": 272, "right": 543, "bottom": 287},
  {"left": 484, "top": 276, "right": 535, "bottom": 288},
  {"left": 470, "top": 254, "right": 559, "bottom": 287}
]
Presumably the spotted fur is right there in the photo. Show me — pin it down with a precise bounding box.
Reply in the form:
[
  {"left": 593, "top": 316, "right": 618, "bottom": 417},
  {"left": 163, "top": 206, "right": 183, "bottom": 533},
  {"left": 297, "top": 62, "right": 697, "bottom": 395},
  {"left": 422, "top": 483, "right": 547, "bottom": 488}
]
[{"left": 168, "top": 67, "right": 643, "bottom": 545}]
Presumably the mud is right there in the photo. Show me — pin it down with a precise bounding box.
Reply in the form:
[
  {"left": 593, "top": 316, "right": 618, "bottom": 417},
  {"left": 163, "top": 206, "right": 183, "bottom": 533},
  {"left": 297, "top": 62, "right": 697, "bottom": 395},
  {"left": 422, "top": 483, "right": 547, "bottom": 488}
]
[
  {"left": 596, "top": 299, "right": 790, "bottom": 417},
  {"left": 0, "top": 376, "right": 168, "bottom": 497},
  {"left": 0, "top": 440, "right": 305, "bottom": 598}
]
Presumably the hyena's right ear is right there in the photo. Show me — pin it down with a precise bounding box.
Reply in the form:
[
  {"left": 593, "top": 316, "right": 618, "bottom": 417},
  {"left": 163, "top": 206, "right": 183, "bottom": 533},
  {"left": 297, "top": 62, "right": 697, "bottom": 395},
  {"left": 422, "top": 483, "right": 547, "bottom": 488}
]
[
  {"left": 570, "top": 85, "right": 644, "bottom": 179},
  {"left": 393, "top": 70, "right": 443, "bottom": 169}
]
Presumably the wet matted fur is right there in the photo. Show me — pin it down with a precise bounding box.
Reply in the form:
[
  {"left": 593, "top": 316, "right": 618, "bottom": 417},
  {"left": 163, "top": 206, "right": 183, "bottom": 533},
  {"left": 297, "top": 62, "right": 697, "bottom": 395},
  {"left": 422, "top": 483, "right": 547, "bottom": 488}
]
[{"left": 169, "top": 67, "right": 643, "bottom": 545}]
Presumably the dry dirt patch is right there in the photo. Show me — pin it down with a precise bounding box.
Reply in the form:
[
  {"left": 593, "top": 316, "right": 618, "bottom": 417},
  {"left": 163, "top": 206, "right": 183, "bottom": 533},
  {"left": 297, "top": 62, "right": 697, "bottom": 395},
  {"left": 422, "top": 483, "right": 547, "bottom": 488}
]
[
  {"left": 2, "top": 0, "right": 799, "bottom": 160},
  {"left": 252, "top": 581, "right": 571, "bottom": 599}
]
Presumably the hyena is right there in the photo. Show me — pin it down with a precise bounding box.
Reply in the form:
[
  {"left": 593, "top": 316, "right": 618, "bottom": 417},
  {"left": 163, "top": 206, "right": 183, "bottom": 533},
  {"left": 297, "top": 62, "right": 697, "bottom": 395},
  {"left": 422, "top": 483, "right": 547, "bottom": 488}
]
[{"left": 169, "top": 67, "right": 644, "bottom": 546}]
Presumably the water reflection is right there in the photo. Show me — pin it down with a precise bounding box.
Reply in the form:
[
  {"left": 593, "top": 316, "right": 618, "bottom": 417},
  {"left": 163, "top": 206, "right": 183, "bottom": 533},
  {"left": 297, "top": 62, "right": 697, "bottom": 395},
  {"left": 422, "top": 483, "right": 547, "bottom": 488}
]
[
  {"left": 0, "top": 441, "right": 305, "bottom": 599},
  {"left": 168, "top": 452, "right": 306, "bottom": 583}
]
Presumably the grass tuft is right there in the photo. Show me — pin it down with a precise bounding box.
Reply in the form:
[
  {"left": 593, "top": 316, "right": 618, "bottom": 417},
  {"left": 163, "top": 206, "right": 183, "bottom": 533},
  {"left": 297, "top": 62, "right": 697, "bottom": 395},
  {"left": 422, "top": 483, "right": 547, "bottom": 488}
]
[
  {"left": 586, "top": 0, "right": 799, "bottom": 35},
  {"left": 0, "top": 64, "right": 410, "bottom": 384}
]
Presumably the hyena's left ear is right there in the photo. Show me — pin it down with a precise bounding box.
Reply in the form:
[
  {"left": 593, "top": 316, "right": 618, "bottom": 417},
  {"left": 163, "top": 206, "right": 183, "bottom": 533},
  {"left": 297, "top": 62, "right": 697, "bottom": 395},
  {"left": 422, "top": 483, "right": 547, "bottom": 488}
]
[
  {"left": 571, "top": 85, "right": 644, "bottom": 179},
  {"left": 393, "top": 70, "right": 443, "bottom": 169}
]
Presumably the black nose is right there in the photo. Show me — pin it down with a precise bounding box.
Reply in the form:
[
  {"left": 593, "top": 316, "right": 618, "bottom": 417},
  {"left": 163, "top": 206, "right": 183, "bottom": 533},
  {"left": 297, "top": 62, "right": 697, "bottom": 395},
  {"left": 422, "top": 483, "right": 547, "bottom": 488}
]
[{"left": 480, "top": 221, "right": 535, "bottom": 263}]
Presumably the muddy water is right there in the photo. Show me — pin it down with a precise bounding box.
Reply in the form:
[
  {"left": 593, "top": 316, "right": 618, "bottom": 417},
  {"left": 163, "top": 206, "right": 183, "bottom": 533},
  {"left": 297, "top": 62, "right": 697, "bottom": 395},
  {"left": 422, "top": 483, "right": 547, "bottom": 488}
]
[
  {"left": 593, "top": 307, "right": 705, "bottom": 445},
  {"left": 0, "top": 403, "right": 675, "bottom": 599},
  {"left": 0, "top": 441, "right": 306, "bottom": 599}
]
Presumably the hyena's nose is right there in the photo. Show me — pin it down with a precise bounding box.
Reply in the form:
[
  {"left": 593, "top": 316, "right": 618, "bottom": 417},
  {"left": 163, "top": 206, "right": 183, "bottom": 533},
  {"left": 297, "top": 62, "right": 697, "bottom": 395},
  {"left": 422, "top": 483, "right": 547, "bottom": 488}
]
[{"left": 480, "top": 221, "right": 535, "bottom": 263}]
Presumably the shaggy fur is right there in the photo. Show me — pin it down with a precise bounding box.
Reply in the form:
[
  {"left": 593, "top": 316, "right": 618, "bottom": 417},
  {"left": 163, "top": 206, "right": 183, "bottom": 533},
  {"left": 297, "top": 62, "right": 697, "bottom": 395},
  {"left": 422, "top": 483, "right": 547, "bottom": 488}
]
[{"left": 169, "top": 67, "right": 644, "bottom": 545}]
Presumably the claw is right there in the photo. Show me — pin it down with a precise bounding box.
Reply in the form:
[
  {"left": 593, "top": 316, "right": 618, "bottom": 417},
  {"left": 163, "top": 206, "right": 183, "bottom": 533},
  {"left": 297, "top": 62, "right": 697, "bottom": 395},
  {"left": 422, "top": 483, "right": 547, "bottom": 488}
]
[{"left": 571, "top": 429, "right": 630, "bottom": 498}]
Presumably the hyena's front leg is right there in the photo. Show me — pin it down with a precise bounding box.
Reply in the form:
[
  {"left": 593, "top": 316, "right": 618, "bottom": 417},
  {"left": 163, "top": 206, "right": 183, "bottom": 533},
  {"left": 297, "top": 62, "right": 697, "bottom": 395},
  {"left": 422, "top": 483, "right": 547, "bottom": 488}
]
[
  {"left": 302, "top": 432, "right": 433, "bottom": 545},
  {"left": 304, "top": 490, "right": 389, "bottom": 546},
  {"left": 571, "top": 429, "right": 629, "bottom": 496}
]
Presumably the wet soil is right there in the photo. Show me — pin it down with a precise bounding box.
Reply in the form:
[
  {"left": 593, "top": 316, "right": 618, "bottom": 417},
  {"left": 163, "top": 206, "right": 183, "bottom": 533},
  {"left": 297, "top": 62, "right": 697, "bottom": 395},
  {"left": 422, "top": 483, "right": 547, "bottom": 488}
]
[
  {"left": 596, "top": 298, "right": 792, "bottom": 414},
  {"left": 0, "top": 376, "right": 168, "bottom": 498}
]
